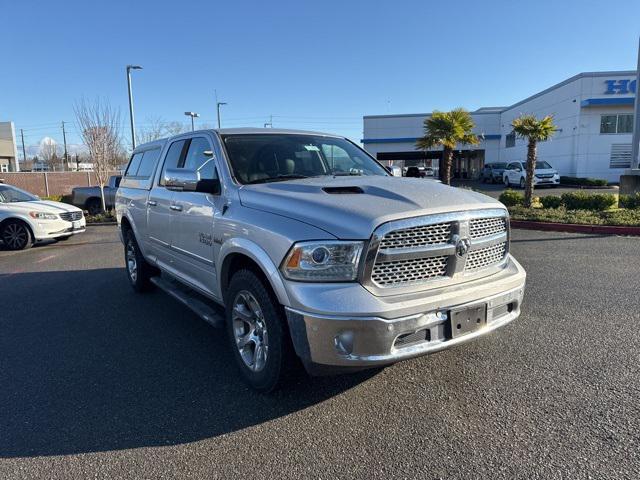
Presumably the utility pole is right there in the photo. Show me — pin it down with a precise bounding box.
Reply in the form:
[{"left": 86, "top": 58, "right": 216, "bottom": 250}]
[
  {"left": 264, "top": 115, "right": 273, "bottom": 128},
  {"left": 20, "top": 129, "right": 27, "bottom": 166},
  {"left": 61, "top": 121, "right": 69, "bottom": 170}
]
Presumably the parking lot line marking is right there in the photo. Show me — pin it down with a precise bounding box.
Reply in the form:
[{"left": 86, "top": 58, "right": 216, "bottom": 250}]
[{"left": 35, "top": 254, "right": 57, "bottom": 264}]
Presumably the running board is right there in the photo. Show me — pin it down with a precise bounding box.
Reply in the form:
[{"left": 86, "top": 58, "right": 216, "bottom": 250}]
[{"left": 150, "top": 276, "right": 225, "bottom": 328}]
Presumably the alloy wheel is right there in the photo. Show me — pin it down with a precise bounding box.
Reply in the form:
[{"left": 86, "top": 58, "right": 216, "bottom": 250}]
[
  {"left": 126, "top": 240, "right": 138, "bottom": 282},
  {"left": 3, "top": 223, "right": 28, "bottom": 250},
  {"left": 232, "top": 290, "right": 269, "bottom": 372}
]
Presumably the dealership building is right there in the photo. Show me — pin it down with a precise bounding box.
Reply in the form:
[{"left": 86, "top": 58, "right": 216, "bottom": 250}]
[{"left": 362, "top": 70, "right": 637, "bottom": 183}]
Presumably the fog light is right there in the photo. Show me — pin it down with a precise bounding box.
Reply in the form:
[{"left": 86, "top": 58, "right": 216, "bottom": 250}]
[{"left": 334, "top": 331, "right": 354, "bottom": 355}]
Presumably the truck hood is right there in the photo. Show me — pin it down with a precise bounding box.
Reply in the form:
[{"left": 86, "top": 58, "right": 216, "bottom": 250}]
[
  {"left": 2, "top": 200, "right": 83, "bottom": 214},
  {"left": 238, "top": 176, "right": 504, "bottom": 239}
]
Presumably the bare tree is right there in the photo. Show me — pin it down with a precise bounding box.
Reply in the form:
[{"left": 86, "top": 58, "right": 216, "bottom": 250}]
[
  {"left": 74, "top": 98, "right": 122, "bottom": 212},
  {"left": 39, "top": 137, "right": 60, "bottom": 171},
  {"left": 164, "top": 121, "right": 187, "bottom": 136},
  {"left": 136, "top": 116, "right": 167, "bottom": 145}
]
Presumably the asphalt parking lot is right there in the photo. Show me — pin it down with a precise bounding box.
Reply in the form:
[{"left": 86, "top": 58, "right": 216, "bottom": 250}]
[{"left": 1, "top": 225, "right": 639, "bottom": 479}]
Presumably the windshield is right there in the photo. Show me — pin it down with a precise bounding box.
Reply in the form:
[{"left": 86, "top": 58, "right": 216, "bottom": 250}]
[
  {"left": 0, "top": 185, "right": 38, "bottom": 203},
  {"left": 490, "top": 163, "right": 507, "bottom": 169},
  {"left": 221, "top": 134, "right": 389, "bottom": 184},
  {"left": 536, "top": 161, "right": 552, "bottom": 169}
]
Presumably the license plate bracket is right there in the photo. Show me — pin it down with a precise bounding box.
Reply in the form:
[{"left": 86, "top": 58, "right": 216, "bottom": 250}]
[{"left": 450, "top": 304, "right": 487, "bottom": 338}]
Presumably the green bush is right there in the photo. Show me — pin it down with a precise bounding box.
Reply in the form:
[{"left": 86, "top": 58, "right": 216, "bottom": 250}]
[
  {"left": 559, "top": 176, "right": 608, "bottom": 187},
  {"left": 43, "top": 194, "right": 73, "bottom": 204},
  {"left": 540, "top": 195, "right": 562, "bottom": 209},
  {"left": 508, "top": 206, "right": 640, "bottom": 226},
  {"left": 499, "top": 189, "right": 525, "bottom": 207},
  {"left": 560, "top": 191, "right": 617, "bottom": 211},
  {"left": 619, "top": 193, "right": 640, "bottom": 209}
]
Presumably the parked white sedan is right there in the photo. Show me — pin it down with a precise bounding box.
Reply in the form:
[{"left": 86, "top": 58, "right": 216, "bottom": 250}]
[
  {"left": 503, "top": 161, "right": 560, "bottom": 188},
  {"left": 0, "top": 184, "right": 86, "bottom": 250}
]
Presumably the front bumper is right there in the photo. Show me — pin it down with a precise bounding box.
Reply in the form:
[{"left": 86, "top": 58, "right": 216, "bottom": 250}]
[
  {"left": 534, "top": 177, "right": 559, "bottom": 185},
  {"left": 284, "top": 255, "right": 526, "bottom": 371},
  {"left": 32, "top": 218, "right": 86, "bottom": 240}
]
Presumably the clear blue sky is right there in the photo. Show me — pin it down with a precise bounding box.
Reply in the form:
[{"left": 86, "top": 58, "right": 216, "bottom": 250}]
[{"left": 3, "top": 0, "right": 639, "bottom": 153}]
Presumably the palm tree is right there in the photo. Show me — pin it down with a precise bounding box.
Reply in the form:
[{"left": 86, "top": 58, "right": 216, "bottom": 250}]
[
  {"left": 511, "top": 115, "right": 557, "bottom": 207},
  {"left": 415, "top": 108, "right": 479, "bottom": 185}
]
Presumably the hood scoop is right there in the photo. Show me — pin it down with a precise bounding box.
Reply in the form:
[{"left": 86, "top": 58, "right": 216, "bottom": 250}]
[{"left": 322, "top": 186, "right": 364, "bottom": 194}]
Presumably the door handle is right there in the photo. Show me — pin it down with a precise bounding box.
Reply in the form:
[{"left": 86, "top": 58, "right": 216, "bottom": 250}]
[
  {"left": 170, "top": 204, "right": 183, "bottom": 212},
  {"left": 147, "top": 200, "right": 157, "bottom": 206}
]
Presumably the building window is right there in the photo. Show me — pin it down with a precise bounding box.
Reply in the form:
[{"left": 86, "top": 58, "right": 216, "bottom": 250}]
[
  {"left": 0, "top": 164, "right": 8, "bottom": 173},
  {"left": 505, "top": 132, "right": 516, "bottom": 148},
  {"left": 609, "top": 144, "right": 631, "bottom": 169},
  {"left": 600, "top": 114, "right": 634, "bottom": 134}
]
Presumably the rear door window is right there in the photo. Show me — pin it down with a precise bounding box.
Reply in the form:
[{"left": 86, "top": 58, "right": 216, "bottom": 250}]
[
  {"left": 136, "top": 148, "right": 161, "bottom": 178},
  {"left": 125, "top": 153, "right": 144, "bottom": 176}
]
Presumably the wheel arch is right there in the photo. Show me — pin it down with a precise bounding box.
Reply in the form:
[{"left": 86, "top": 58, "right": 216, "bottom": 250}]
[{"left": 218, "top": 239, "right": 291, "bottom": 307}]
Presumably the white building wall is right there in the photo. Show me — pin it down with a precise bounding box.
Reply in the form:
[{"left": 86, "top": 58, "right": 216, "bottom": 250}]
[{"left": 363, "top": 71, "right": 637, "bottom": 183}]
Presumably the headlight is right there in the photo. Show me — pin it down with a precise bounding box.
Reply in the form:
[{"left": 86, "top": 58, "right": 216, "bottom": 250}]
[
  {"left": 29, "top": 211, "right": 58, "bottom": 220},
  {"left": 282, "top": 241, "right": 363, "bottom": 282}
]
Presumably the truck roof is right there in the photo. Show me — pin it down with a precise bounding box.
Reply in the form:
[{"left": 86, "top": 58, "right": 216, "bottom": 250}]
[{"left": 133, "top": 128, "right": 344, "bottom": 153}]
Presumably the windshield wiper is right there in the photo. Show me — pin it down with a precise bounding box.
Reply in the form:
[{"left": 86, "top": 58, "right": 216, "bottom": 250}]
[
  {"left": 246, "top": 174, "right": 309, "bottom": 185},
  {"left": 332, "top": 170, "right": 363, "bottom": 176}
]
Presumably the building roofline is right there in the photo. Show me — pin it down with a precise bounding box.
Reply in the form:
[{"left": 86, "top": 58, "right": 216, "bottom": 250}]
[{"left": 363, "top": 70, "right": 638, "bottom": 121}]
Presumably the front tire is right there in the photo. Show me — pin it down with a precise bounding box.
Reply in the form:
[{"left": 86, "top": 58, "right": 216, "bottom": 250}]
[
  {"left": 1, "top": 220, "right": 33, "bottom": 251},
  {"left": 519, "top": 177, "right": 526, "bottom": 189},
  {"left": 124, "top": 229, "right": 155, "bottom": 293},
  {"left": 225, "top": 269, "right": 295, "bottom": 392}
]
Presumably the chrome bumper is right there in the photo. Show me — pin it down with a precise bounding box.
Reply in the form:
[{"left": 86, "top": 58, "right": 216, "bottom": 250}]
[{"left": 285, "top": 259, "right": 526, "bottom": 371}]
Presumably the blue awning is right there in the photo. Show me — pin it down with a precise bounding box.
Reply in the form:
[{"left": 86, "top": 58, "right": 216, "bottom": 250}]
[{"left": 580, "top": 97, "right": 635, "bottom": 107}]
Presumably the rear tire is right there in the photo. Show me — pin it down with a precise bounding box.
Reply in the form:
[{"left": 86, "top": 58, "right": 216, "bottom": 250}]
[
  {"left": 124, "top": 229, "right": 155, "bottom": 293},
  {"left": 86, "top": 198, "right": 103, "bottom": 216},
  {"left": 504, "top": 176, "right": 510, "bottom": 187},
  {"left": 225, "top": 269, "right": 296, "bottom": 392},
  {"left": 1, "top": 220, "right": 33, "bottom": 251}
]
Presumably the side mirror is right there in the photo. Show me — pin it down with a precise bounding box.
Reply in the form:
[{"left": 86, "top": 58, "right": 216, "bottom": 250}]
[{"left": 164, "top": 168, "right": 221, "bottom": 195}]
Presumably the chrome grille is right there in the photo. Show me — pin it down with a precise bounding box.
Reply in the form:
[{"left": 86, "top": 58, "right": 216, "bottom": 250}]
[
  {"left": 465, "top": 242, "right": 507, "bottom": 272},
  {"left": 371, "top": 256, "right": 448, "bottom": 286},
  {"left": 379, "top": 222, "right": 451, "bottom": 249},
  {"left": 59, "top": 211, "right": 83, "bottom": 222},
  {"left": 469, "top": 217, "right": 506, "bottom": 238},
  {"left": 365, "top": 209, "right": 509, "bottom": 291}
]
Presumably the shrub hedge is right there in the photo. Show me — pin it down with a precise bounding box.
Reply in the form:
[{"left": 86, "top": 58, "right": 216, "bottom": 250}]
[
  {"left": 560, "top": 191, "right": 617, "bottom": 211},
  {"left": 619, "top": 193, "right": 640, "bottom": 209},
  {"left": 559, "top": 176, "right": 608, "bottom": 187},
  {"left": 539, "top": 195, "right": 562, "bottom": 209},
  {"left": 498, "top": 189, "right": 524, "bottom": 207}
]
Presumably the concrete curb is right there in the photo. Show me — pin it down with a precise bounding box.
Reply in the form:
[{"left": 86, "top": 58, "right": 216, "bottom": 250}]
[{"left": 510, "top": 220, "right": 640, "bottom": 236}]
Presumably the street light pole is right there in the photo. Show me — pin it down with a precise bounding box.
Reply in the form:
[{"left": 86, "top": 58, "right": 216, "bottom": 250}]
[
  {"left": 184, "top": 112, "right": 200, "bottom": 131},
  {"left": 126, "top": 64, "right": 143, "bottom": 150},
  {"left": 216, "top": 102, "right": 227, "bottom": 128}
]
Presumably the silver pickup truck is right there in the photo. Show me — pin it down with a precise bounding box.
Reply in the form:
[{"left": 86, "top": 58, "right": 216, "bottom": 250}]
[
  {"left": 71, "top": 175, "right": 121, "bottom": 214},
  {"left": 116, "top": 128, "right": 526, "bottom": 391}
]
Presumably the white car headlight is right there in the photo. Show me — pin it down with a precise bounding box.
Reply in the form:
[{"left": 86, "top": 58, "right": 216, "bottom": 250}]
[
  {"left": 29, "top": 211, "right": 59, "bottom": 220},
  {"left": 282, "top": 241, "right": 363, "bottom": 282}
]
